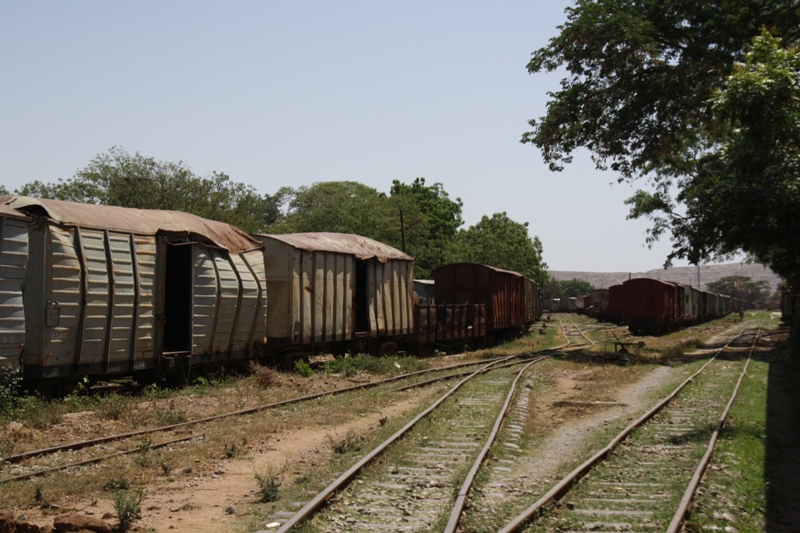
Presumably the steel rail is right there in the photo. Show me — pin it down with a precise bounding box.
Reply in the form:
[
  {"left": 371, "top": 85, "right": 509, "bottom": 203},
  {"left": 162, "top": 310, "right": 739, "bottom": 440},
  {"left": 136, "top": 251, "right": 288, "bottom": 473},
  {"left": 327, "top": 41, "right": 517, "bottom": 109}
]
[
  {"left": 0, "top": 434, "right": 204, "bottom": 484},
  {"left": 444, "top": 357, "right": 546, "bottom": 533},
  {"left": 3, "top": 352, "right": 537, "bottom": 465},
  {"left": 274, "top": 356, "right": 525, "bottom": 533},
  {"left": 666, "top": 320, "right": 765, "bottom": 533},
  {"left": 570, "top": 320, "right": 596, "bottom": 346},
  {"left": 496, "top": 322, "right": 755, "bottom": 533},
  {"left": 385, "top": 343, "right": 572, "bottom": 394}
]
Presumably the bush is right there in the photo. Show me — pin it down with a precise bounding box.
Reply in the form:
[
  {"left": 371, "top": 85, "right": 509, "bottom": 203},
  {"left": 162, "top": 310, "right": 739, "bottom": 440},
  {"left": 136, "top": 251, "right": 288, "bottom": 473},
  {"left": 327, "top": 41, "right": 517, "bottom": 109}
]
[
  {"left": 329, "top": 429, "right": 365, "bottom": 454},
  {"left": 322, "top": 354, "right": 425, "bottom": 376},
  {"left": 254, "top": 469, "right": 281, "bottom": 503},
  {"left": 113, "top": 488, "right": 145, "bottom": 532},
  {"left": 0, "top": 368, "right": 23, "bottom": 416},
  {"left": 249, "top": 362, "right": 279, "bottom": 387},
  {"left": 294, "top": 359, "right": 314, "bottom": 378}
]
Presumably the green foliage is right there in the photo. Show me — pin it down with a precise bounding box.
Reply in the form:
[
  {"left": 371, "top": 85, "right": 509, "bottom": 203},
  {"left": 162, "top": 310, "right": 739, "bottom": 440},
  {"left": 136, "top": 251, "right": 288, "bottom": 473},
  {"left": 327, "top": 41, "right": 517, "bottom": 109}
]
[
  {"left": 0, "top": 368, "right": 23, "bottom": 416},
  {"left": 329, "top": 429, "right": 366, "bottom": 454},
  {"left": 103, "top": 476, "right": 131, "bottom": 491},
  {"left": 15, "top": 147, "right": 280, "bottom": 233},
  {"left": 707, "top": 276, "right": 772, "bottom": 306},
  {"left": 556, "top": 278, "right": 596, "bottom": 298},
  {"left": 0, "top": 185, "right": 8, "bottom": 196},
  {"left": 388, "top": 178, "right": 464, "bottom": 278},
  {"left": 523, "top": 0, "right": 799, "bottom": 181},
  {"left": 456, "top": 212, "right": 548, "bottom": 286},
  {"left": 113, "top": 488, "right": 145, "bottom": 532},
  {"left": 322, "top": 354, "right": 424, "bottom": 377},
  {"left": 267, "top": 181, "right": 394, "bottom": 239},
  {"left": 293, "top": 359, "right": 314, "bottom": 377},
  {"left": 254, "top": 469, "right": 281, "bottom": 503}
]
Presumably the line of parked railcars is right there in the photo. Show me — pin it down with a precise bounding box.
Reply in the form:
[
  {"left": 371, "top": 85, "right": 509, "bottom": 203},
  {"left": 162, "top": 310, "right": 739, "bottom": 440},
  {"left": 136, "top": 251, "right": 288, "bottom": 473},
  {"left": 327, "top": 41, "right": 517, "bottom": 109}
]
[
  {"left": 588, "top": 278, "right": 743, "bottom": 335},
  {"left": 0, "top": 196, "right": 543, "bottom": 394}
]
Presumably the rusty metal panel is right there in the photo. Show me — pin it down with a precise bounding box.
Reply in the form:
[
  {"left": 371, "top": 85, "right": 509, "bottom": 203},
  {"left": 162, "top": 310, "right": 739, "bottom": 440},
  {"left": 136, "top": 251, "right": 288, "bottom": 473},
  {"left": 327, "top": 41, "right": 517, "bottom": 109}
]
[
  {"left": 76, "top": 228, "right": 110, "bottom": 366},
  {"left": 191, "top": 246, "right": 218, "bottom": 354},
  {"left": 253, "top": 232, "right": 411, "bottom": 262},
  {"left": 0, "top": 216, "right": 28, "bottom": 368},
  {"left": 211, "top": 251, "right": 240, "bottom": 353},
  {"left": 44, "top": 226, "right": 82, "bottom": 366},
  {"left": 133, "top": 236, "right": 157, "bottom": 361},
  {"left": 230, "top": 251, "right": 264, "bottom": 350}
]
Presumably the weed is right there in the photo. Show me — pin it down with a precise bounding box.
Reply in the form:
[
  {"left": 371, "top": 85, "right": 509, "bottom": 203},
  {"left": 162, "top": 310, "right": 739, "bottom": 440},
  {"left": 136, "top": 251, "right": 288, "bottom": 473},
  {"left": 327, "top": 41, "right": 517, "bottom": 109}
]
[
  {"left": 254, "top": 469, "right": 281, "bottom": 503},
  {"left": 96, "top": 394, "right": 127, "bottom": 421},
  {"left": 224, "top": 443, "right": 237, "bottom": 458},
  {"left": 294, "top": 359, "right": 314, "bottom": 377},
  {"left": 329, "top": 429, "right": 365, "bottom": 454},
  {"left": 249, "top": 362, "right": 279, "bottom": 388},
  {"left": 322, "top": 354, "right": 424, "bottom": 377},
  {"left": 113, "top": 488, "right": 145, "bottom": 532},
  {"left": 103, "top": 476, "right": 131, "bottom": 491},
  {"left": 0, "top": 368, "right": 23, "bottom": 416},
  {"left": 34, "top": 485, "right": 51, "bottom": 508},
  {"left": 160, "top": 463, "right": 172, "bottom": 476},
  {"left": 154, "top": 407, "right": 188, "bottom": 426}
]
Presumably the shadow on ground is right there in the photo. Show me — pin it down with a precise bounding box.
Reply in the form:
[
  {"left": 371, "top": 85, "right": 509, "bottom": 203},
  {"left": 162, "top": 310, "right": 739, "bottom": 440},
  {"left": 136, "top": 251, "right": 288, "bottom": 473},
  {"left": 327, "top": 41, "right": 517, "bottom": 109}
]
[{"left": 765, "top": 344, "right": 800, "bottom": 532}]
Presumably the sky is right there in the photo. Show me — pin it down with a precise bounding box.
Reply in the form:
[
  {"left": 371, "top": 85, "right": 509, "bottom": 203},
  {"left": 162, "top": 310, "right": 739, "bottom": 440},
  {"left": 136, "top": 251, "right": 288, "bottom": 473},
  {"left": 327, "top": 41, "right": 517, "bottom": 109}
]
[{"left": 0, "top": 0, "right": 699, "bottom": 273}]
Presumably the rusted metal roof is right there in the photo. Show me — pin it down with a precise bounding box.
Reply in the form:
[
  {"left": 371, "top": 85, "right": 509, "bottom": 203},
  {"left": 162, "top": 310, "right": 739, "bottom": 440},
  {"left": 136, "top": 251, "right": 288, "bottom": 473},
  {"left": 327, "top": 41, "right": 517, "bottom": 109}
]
[
  {"left": 256, "top": 232, "right": 412, "bottom": 262},
  {"left": 1, "top": 196, "right": 260, "bottom": 253},
  {"left": 0, "top": 202, "right": 31, "bottom": 221}
]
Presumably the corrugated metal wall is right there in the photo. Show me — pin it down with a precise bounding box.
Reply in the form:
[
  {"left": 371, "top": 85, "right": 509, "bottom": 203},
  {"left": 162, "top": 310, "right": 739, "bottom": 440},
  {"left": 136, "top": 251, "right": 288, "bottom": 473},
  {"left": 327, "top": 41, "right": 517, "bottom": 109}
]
[
  {"left": 45, "top": 226, "right": 82, "bottom": 367},
  {"left": 367, "top": 258, "right": 414, "bottom": 337},
  {"left": 0, "top": 216, "right": 28, "bottom": 368}
]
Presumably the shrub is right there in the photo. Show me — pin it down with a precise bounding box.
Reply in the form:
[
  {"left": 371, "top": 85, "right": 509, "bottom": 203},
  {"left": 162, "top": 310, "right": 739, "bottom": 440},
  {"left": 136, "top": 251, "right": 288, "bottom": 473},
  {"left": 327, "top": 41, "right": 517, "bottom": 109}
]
[
  {"left": 0, "top": 368, "right": 23, "bottom": 416},
  {"left": 294, "top": 359, "right": 314, "bottom": 378},
  {"left": 329, "top": 429, "right": 365, "bottom": 454},
  {"left": 254, "top": 469, "right": 281, "bottom": 503},
  {"left": 248, "top": 362, "right": 279, "bottom": 388},
  {"left": 113, "top": 488, "right": 145, "bottom": 532}
]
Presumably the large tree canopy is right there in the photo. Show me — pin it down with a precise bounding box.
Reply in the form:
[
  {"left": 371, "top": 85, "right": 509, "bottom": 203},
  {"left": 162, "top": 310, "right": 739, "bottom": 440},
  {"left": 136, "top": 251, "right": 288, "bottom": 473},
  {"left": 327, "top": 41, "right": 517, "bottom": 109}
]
[
  {"left": 457, "top": 212, "right": 548, "bottom": 286},
  {"left": 706, "top": 276, "right": 773, "bottom": 307},
  {"left": 525, "top": 1, "right": 800, "bottom": 334},
  {"left": 13, "top": 147, "right": 280, "bottom": 233},
  {"left": 524, "top": 0, "right": 799, "bottom": 181}
]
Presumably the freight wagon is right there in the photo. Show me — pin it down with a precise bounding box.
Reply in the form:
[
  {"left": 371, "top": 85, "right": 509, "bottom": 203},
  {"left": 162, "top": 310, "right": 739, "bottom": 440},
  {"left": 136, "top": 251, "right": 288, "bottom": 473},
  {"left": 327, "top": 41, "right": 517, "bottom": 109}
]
[
  {"left": 252, "top": 232, "right": 415, "bottom": 361},
  {"left": 0, "top": 196, "right": 267, "bottom": 395}
]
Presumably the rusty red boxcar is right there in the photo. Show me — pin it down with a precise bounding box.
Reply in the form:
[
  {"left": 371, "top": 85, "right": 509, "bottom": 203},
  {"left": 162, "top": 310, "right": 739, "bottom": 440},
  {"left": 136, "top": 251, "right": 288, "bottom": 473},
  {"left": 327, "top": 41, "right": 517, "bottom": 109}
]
[
  {"left": 620, "top": 278, "right": 679, "bottom": 335},
  {"left": 433, "top": 263, "right": 526, "bottom": 337}
]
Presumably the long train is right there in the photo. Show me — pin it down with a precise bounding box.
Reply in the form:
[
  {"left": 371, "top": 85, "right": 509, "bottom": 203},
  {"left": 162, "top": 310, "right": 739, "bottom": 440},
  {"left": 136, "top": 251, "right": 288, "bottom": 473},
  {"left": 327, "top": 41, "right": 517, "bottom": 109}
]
[
  {"left": 585, "top": 279, "right": 745, "bottom": 335},
  {"left": 0, "top": 196, "right": 542, "bottom": 395}
]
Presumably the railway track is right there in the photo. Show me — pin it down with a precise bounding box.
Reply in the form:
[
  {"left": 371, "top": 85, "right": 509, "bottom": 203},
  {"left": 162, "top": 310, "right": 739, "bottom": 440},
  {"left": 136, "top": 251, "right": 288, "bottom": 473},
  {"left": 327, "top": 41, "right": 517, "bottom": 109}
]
[
  {"left": 0, "top": 346, "right": 569, "bottom": 484},
  {"left": 264, "top": 353, "right": 552, "bottom": 532},
  {"left": 492, "top": 321, "right": 764, "bottom": 533}
]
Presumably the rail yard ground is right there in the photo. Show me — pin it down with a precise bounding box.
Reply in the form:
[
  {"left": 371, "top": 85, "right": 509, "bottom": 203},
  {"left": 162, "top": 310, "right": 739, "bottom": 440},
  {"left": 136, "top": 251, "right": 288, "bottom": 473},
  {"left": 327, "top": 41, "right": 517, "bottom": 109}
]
[{"left": 0, "top": 312, "right": 797, "bottom": 533}]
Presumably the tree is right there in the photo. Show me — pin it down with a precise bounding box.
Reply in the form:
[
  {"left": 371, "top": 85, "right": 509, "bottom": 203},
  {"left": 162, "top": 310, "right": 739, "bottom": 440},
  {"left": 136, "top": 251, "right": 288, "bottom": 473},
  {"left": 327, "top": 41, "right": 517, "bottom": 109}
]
[
  {"left": 457, "top": 212, "right": 548, "bottom": 286},
  {"left": 388, "top": 178, "right": 464, "bottom": 278},
  {"left": 525, "top": 1, "right": 800, "bottom": 344},
  {"left": 524, "top": 0, "right": 799, "bottom": 181},
  {"left": 0, "top": 185, "right": 8, "bottom": 196},
  {"left": 14, "top": 147, "right": 281, "bottom": 233},
  {"left": 266, "top": 181, "right": 397, "bottom": 242},
  {"left": 558, "top": 278, "right": 596, "bottom": 298},
  {"left": 707, "top": 276, "right": 772, "bottom": 307}
]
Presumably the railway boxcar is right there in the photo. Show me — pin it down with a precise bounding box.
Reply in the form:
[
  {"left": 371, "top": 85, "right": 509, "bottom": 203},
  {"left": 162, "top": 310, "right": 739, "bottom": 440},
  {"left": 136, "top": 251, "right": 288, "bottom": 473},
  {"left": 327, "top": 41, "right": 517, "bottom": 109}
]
[
  {"left": 619, "top": 278, "right": 679, "bottom": 335},
  {"left": 252, "top": 232, "right": 414, "bottom": 358},
  {"left": 433, "top": 263, "right": 526, "bottom": 337},
  {"left": 590, "top": 289, "right": 609, "bottom": 319},
  {"left": 0, "top": 205, "right": 32, "bottom": 370},
  {"left": 413, "top": 303, "right": 487, "bottom": 351},
  {"left": 607, "top": 285, "right": 623, "bottom": 323},
  {"left": 1, "top": 196, "right": 267, "bottom": 393},
  {"left": 523, "top": 277, "right": 541, "bottom": 324},
  {"left": 781, "top": 291, "right": 796, "bottom": 323}
]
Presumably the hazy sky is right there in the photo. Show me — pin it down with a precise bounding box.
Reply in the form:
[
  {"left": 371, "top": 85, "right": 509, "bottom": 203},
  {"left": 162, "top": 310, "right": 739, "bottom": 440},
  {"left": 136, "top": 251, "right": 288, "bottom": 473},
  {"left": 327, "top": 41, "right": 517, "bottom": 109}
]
[{"left": 1, "top": 1, "right": 699, "bottom": 272}]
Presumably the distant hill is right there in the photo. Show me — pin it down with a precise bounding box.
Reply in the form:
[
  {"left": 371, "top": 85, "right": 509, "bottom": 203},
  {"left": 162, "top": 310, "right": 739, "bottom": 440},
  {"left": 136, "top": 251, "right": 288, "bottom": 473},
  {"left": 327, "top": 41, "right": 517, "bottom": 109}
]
[{"left": 550, "top": 263, "right": 782, "bottom": 292}]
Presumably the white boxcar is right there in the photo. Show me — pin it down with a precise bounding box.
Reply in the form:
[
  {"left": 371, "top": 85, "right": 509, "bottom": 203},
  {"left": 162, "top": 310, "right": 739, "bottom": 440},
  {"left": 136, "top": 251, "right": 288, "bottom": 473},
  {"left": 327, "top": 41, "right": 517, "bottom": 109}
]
[
  {"left": 254, "top": 232, "right": 414, "bottom": 357},
  {"left": 1, "top": 196, "right": 266, "bottom": 392}
]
